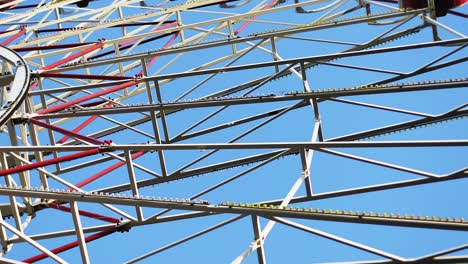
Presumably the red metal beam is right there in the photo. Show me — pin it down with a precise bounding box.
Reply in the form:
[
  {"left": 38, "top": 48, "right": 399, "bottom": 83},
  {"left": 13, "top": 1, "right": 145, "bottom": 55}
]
[
  {"left": 0, "top": 26, "right": 27, "bottom": 46},
  {"left": 234, "top": 0, "right": 280, "bottom": 35},
  {"left": 23, "top": 227, "right": 117, "bottom": 263},
  {"left": 56, "top": 102, "right": 113, "bottom": 144},
  {"left": 56, "top": 116, "right": 99, "bottom": 145},
  {"left": 119, "top": 20, "right": 178, "bottom": 47},
  {"left": 0, "top": 149, "right": 99, "bottom": 177},
  {"left": 38, "top": 72, "right": 133, "bottom": 81},
  {"left": 14, "top": 42, "right": 95, "bottom": 52},
  {"left": 48, "top": 203, "right": 120, "bottom": 223},
  {"left": 35, "top": 79, "right": 139, "bottom": 114},
  {"left": 0, "top": 0, "right": 17, "bottom": 11},
  {"left": 40, "top": 41, "right": 105, "bottom": 71},
  {"left": 138, "top": 32, "right": 180, "bottom": 74},
  {"left": 29, "top": 119, "right": 104, "bottom": 145},
  {"left": 29, "top": 41, "right": 107, "bottom": 91},
  {"left": 71, "top": 151, "right": 146, "bottom": 189}
]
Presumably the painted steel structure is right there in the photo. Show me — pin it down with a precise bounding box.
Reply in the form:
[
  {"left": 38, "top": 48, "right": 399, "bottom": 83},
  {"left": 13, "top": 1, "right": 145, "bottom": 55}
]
[{"left": 0, "top": 0, "right": 466, "bottom": 263}]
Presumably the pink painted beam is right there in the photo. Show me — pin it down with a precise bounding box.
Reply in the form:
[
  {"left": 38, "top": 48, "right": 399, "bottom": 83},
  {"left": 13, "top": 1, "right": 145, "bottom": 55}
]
[
  {"left": 71, "top": 150, "right": 146, "bottom": 190},
  {"left": 119, "top": 20, "right": 178, "bottom": 47},
  {"left": 234, "top": 0, "right": 280, "bottom": 35},
  {"left": 39, "top": 72, "right": 133, "bottom": 81},
  {"left": 40, "top": 40, "right": 105, "bottom": 71},
  {"left": 14, "top": 42, "right": 95, "bottom": 52},
  {"left": 138, "top": 31, "right": 180, "bottom": 75},
  {"left": 0, "top": 26, "right": 27, "bottom": 46},
  {"left": 29, "top": 119, "right": 104, "bottom": 145},
  {"left": 56, "top": 102, "right": 114, "bottom": 144},
  {"left": 35, "top": 79, "right": 138, "bottom": 114},
  {"left": 0, "top": 149, "right": 99, "bottom": 177},
  {"left": 23, "top": 227, "right": 117, "bottom": 263},
  {"left": 48, "top": 203, "right": 120, "bottom": 223}
]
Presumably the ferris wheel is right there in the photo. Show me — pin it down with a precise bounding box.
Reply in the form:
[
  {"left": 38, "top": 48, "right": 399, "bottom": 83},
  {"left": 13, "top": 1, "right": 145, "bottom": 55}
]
[{"left": 0, "top": 0, "right": 467, "bottom": 263}]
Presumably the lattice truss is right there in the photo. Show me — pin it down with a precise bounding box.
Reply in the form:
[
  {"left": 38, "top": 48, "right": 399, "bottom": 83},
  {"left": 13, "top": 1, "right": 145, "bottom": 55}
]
[{"left": 0, "top": 0, "right": 466, "bottom": 263}]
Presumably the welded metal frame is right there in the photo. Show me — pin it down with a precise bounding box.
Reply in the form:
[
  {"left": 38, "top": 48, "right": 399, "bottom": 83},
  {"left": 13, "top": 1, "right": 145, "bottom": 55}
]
[{"left": 0, "top": 0, "right": 466, "bottom": 263}]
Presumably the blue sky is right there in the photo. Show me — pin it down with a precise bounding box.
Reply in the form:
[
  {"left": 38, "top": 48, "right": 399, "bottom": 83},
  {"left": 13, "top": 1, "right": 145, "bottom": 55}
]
[{"left": 1, "top": 0, "right": 467, "bottom": 263}]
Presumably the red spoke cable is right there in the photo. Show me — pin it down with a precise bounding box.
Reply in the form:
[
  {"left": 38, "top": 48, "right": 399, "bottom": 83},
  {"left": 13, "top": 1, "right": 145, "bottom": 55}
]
[
  {"left": 0, "top": 149, "right": 100, "bottom": 177},
  {"left": 29, "top": 119, "right": 104, "bottom": 145},
  {"left": 138, "top": 31, "right": 180, "bottom": 75},
  {"left": 119, "top": 20, "right": 178, "bottom": 47},
  {"left": 3, "top": 3, "right": 45, "bottom": 10},
  {"left": 30, "top": 41, "right": 106, "bottom": 91},
  {"left": 38, "top": 72, "right": 133, "bottom": 81},
  {"left": 22, "top": 226, "right": 118, "bottom": 263},
  {"left": 56, "top": 116, "right": 99, "bottom": 145},
  {"left": 234, "top": 0, "right": 281, "bottom": 35},
  {"left": 70, "top": 150, "right": 146, "bottom": 190},
  {"left": 0, "top": 26, "right": 27, "bottom": 46},
  {"left": 0, "top": 1, "right": 17, "bottom": 11},
  {"left": 40, "top": 41, "right": 105, "bottom": 71},
  {"left": 56, "top": 102, "right": 114, "bottom": 144},
  {"left": 14, "top": 42, "right": 96, "bottom": 52},
  {"left": 35, "top": 79, "right": 139, "bottom": 114},
  {"left": 48, "top": 203, "right": 120, "bottom": 223}
]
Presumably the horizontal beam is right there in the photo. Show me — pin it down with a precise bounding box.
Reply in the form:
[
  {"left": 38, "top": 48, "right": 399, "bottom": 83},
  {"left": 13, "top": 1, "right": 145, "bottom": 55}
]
[
  {"left": 30, "top": 79, "right": 468, "bottom": 119},
  {"left": 0, "top": 186, "right": 466, "bottom": 231},
  {"left": 49, "top": 8, "right": 429, "bottom": 71},
  {"left": 0, "top": 140, "right": 466, "bottom": 152}
]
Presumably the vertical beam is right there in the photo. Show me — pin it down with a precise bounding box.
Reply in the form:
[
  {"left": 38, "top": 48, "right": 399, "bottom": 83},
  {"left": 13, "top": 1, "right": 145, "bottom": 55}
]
[
  {"left": 54, "top": 6, "right": 62, "bottom": 30},
  {"left": 142, "top": 60, "right": 169, "bottom": 142},
  {"left": 271, "top": 37, "right": 279, "bottom": 72},
  {"left": 0, "top": 210, "right": 9, "bottom": 252},
  {"left": 118, "top": 6, "right": 126, "bottom": 37},
  {"left": 0, "top": 152, "right": 24, "bottom": 233},
  {"left": 252, "top": 216, "right": 266, "bottom": 264},
  {"left": 6, "top": 122, "right": 29, "bottom": 189},
  {"left": 70, "top": 201, "right": 90, "bottom": 264},
  {"left": 125, "top": 150, "right": 144, "bottom": 222},
  {"left": 300, "top": 148, "right": 312, "bottom": 197},
  {"left": 154, "top": 80, "right": 170, "bottom": 142},
  {"left": 425, "top": 0, "right": 439, "bottom": 41},
  {"left": 426, "top": 0, "right": 438, "bottom": 39},
  {"left": 115, "top": 42, "right": 125, "bottom": 78},
  {"left": 176, "top": 10, "right": 185, "bottom": 42},
  {"left": 232, "top": 164, "right": 309, "bottom": 264},
  {"left": 227, "top": 20, "right": 237, "bottom": 53},
  {"left": 25, "top": 97, "right": 49, "bottom": 190},
  {"left": 299, "top": 62, "right": 323, "bottom": 142},
  {"left": 35, "top": 77, "right": 61, "bottom": 173},
  {"left": 149, "top": 80, "right": 168, "bottom": 176}
]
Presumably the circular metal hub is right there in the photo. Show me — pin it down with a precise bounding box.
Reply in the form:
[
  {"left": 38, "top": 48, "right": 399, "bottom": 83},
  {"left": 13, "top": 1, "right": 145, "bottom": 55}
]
[{"left": 0, "top": 45, "right": 30, "bottom": 127}]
